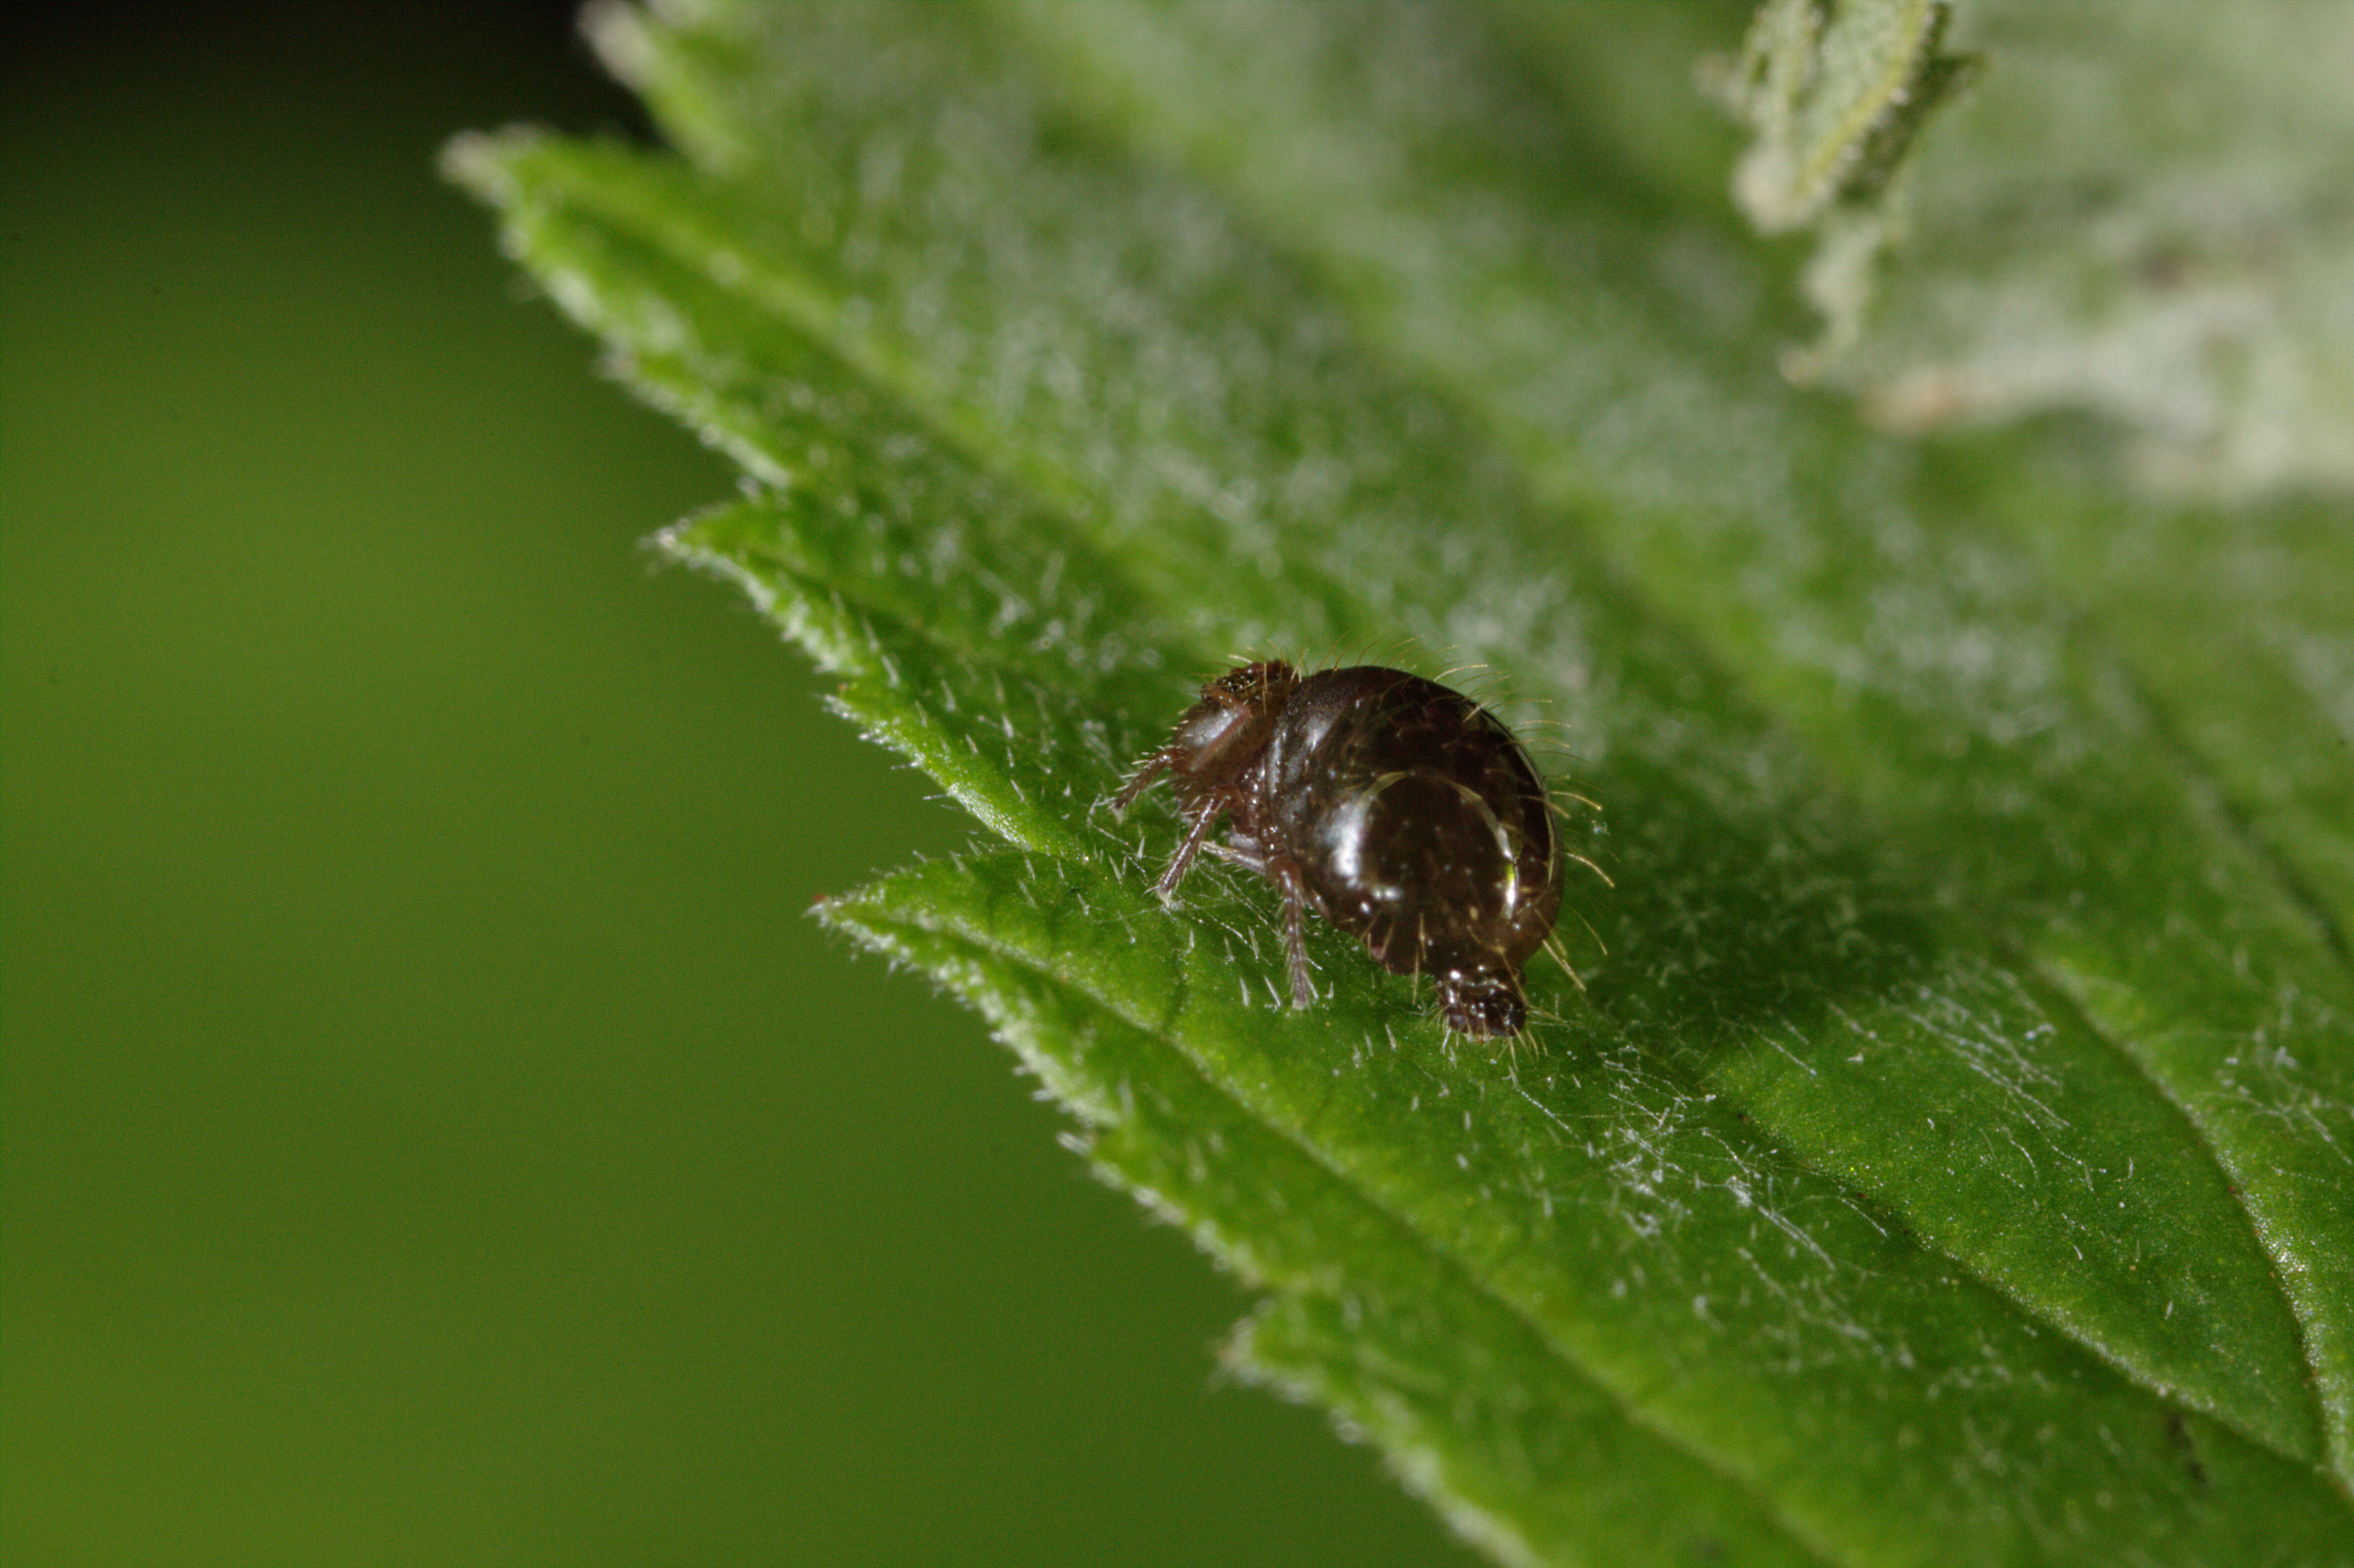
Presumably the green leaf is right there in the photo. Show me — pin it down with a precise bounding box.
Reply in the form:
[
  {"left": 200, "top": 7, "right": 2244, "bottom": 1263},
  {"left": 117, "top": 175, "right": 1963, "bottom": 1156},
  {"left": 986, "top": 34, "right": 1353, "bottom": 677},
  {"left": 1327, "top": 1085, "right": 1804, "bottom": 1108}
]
[{"left": 446, "top": 3, "right": 2354, "bottom": 1563}]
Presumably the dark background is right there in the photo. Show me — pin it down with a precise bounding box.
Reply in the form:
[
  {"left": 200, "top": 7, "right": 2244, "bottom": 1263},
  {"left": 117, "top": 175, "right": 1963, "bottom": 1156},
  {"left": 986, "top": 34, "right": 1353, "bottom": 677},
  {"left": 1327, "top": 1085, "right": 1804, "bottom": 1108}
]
[{"left": 1, "top": 5, "right": 1469, "bottom": 1561}]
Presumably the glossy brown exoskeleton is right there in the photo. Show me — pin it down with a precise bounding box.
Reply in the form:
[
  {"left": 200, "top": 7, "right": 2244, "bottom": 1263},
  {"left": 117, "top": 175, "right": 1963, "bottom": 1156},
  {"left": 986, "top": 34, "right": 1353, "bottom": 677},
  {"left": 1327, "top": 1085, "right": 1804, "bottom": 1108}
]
[{"left": 1113, "top": 661, "right": 1568, "bottom": 1038}]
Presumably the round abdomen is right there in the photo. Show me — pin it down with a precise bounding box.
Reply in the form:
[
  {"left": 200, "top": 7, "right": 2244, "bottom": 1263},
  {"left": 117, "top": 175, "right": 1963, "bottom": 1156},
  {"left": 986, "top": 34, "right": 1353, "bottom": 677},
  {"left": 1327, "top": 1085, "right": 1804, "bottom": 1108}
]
[{"left": 1261, "top": 668, "right": 1559, "bottom": 1032}]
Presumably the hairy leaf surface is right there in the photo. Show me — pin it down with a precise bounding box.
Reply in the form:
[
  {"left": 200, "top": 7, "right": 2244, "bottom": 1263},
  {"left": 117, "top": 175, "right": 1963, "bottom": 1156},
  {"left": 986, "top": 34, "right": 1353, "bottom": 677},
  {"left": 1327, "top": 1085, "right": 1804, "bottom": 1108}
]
[{"left": 448, "top": 4, "right": 2354, "bottom": 1562}]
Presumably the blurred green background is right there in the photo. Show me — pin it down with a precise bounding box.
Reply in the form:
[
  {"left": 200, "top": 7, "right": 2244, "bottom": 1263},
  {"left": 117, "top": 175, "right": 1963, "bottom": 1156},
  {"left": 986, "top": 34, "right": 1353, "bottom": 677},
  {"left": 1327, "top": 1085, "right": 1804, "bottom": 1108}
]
[{"left": 1, "top": 6, "right": 1467, "bottom": 1562}]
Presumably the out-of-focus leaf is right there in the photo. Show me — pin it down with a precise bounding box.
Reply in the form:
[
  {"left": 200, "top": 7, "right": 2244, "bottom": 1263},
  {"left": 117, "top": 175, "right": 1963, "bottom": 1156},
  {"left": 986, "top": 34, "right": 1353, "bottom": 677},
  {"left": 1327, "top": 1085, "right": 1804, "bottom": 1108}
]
[
  {"left": 1711, "top": 0, "right": 2354, "bottom": 499},
  {"left": 1707, "top": 0, "right": 1972, "bottom": 232}
]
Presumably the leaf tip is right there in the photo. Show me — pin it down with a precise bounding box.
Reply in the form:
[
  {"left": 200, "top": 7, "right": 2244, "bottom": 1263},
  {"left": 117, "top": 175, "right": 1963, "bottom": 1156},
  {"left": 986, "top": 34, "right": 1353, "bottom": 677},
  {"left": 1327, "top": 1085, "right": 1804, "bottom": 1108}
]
[
  {"left": 436, "top": 125, "right": 546, "bottom": 207},
  {"left": 579, "top": 0, "right": 654, "bottom": 94}
]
